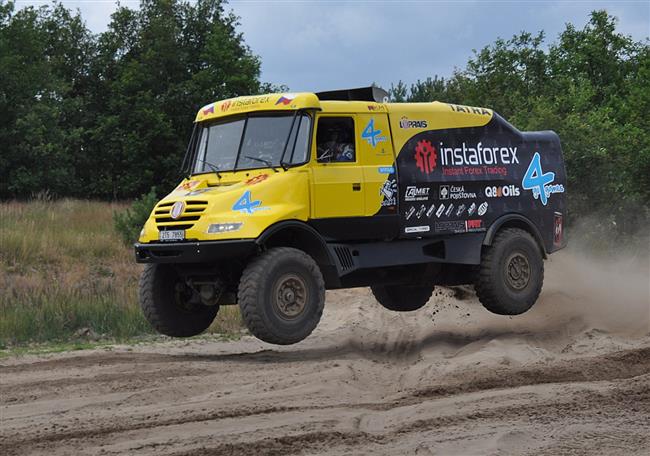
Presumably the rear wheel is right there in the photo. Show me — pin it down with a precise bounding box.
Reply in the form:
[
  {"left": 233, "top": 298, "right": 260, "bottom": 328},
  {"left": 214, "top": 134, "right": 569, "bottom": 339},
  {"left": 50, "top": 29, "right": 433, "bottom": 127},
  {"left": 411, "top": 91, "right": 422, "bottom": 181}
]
[
  {"left": 139, "top": 263, "right": 219, "bottom": 337},
  {"left": 371, "top": 284, "right": 434, "bottom": 312},
  {"left": 475, "top": 227, "right": 544, "bottom": 315},
  {"left": 238, "top": 247, "right": 325, "bottom": 345}
]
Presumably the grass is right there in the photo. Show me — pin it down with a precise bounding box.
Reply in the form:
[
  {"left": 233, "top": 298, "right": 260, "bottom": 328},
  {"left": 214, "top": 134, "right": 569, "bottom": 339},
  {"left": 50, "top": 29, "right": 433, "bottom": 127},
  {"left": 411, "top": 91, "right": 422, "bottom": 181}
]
[{"left": 0, "top": 199, "right": 243, "bottom": 351}]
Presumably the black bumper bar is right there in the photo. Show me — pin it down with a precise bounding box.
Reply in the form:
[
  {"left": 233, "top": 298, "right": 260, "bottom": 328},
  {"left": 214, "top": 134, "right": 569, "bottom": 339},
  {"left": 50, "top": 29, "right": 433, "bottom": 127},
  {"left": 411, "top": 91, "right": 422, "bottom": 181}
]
[{"left": 134, "top": 240, "right": 257, "bottom": 264}]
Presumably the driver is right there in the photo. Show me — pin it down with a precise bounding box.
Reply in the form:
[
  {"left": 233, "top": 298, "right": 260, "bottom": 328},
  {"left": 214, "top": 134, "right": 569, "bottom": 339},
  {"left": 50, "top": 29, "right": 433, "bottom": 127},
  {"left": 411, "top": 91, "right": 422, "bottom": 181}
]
[{"left": 317, "top": 128, "right": 354, "bottom": 162}]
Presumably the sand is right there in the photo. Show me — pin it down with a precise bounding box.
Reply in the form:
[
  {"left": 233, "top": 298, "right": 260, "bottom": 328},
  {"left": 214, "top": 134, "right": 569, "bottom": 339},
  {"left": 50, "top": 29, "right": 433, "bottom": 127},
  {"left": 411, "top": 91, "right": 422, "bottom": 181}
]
[{"left": 1, "top": 250, "right": 649, "bottom": 455}]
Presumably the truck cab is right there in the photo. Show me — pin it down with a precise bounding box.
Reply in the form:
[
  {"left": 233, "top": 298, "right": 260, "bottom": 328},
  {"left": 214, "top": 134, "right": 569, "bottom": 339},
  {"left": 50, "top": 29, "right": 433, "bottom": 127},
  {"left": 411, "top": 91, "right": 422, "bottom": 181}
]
[{"left": 135, "top": 87, "right": 567, "bottom": 345}]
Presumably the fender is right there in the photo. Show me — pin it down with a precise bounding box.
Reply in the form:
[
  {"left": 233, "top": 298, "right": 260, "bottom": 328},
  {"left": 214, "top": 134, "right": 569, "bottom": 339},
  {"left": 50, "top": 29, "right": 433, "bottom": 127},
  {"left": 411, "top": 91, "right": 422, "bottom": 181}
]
[
  {"left": 483, "top": 213, "right": 548, "bottom": 257},
  {"left": 256, "top": 220, "right": 336, "bottom": 266},
  {"left": 256, "top": 220, "right": 340, "bottom": 287}
]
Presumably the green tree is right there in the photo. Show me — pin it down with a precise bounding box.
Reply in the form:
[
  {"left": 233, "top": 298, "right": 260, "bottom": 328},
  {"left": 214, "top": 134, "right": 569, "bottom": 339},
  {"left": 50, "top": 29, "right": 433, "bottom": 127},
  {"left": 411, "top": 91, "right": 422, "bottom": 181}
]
[
  {"left": 0, "top": 1, "right": 93, "bottom": 197},
  {"left": 85, "top": 0, "right": 264, "bottom": 199},
  {"left": 0, "top": 0, "right": 268, "bottom": 199}
]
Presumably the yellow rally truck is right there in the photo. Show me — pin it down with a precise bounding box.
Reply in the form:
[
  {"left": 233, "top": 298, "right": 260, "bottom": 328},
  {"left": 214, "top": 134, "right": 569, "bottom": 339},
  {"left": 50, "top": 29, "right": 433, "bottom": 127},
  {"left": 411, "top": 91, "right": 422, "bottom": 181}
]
[{"left": 135, "top": 87, "right": 567, "bottom": 345}]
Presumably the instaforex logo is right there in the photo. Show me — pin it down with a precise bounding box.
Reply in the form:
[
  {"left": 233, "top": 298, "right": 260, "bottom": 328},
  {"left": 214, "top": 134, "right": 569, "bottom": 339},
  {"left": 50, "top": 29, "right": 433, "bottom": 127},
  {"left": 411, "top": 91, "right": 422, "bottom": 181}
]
[
  {"left": 414, "top": 140, "right": 437, "bottom": 174},
  {"left": 439, "top": 142, "right": 518, "bottom": 167}
]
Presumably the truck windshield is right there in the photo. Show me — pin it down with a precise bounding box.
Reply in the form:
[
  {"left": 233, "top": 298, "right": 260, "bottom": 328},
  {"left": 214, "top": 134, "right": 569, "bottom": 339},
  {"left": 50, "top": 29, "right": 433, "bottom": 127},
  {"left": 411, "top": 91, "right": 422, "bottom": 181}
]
[{"left": 192, "top": 113, "right": 311, "bottom": 174}]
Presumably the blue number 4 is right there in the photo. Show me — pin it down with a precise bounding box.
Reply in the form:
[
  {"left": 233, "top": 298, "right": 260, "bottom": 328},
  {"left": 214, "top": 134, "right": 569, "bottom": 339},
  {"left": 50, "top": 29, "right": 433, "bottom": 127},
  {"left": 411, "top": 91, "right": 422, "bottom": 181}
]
[
  {"left": 522, "top": 152, "right": 554, "bottom": 205},
  {"left": 362, "top": 118, "right": 382, "bottom": 147},
  {"left": 233, "top": 190, "right": 262, "bottom": 214}
]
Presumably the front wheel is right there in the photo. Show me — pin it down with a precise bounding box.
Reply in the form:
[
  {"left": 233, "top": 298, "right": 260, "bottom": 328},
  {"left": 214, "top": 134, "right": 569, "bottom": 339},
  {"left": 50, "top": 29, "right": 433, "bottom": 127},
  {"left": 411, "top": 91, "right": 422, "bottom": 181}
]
[
  {"left": 371, "top": 284, "right": 435, "bottom": 312},
  {"left": 238, "top": 247, "right": 325, "bottom": 345},
  {"left": 139, "top": 263, "right": 219, "bottom": 337},
  {"left": 475, "top": 227, "right": 544, "bottom": 315}
]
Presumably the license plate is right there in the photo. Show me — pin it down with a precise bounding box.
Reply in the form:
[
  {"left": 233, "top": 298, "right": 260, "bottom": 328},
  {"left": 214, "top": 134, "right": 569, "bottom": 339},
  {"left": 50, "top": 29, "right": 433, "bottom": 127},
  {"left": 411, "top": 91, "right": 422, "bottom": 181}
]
[{"left": 159, "top": 230, "right": 185, "bottom": 242}]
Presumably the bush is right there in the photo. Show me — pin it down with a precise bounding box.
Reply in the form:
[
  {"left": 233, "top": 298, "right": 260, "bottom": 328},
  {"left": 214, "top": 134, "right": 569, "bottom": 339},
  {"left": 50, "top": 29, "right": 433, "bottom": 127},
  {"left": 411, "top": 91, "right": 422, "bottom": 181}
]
[{"left": 113, "top": 187, "right": 158, "bottom": 245}]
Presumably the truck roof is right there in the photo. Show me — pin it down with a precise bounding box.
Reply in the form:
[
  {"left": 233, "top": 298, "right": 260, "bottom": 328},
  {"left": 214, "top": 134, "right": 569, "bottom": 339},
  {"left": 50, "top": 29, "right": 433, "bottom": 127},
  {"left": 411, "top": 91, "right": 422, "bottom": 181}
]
[{"left": 195, "top": 88, "right": 493, "bottom": 127}]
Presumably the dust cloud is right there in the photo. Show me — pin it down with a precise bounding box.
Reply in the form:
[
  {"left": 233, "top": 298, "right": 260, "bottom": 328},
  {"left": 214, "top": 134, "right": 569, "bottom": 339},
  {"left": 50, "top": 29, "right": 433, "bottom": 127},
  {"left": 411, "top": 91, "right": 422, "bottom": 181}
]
[{"left": 540, "top": 249, "right": 650, "bottom": 335}]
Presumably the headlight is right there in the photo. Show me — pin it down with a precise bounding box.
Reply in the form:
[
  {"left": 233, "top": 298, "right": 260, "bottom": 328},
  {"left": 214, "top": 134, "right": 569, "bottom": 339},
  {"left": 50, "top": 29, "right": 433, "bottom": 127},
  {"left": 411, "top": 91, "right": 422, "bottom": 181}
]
[
  {"left": 139, "top": 228, "right": 146, "bottom": 238},
  {"left": 207, "top": 222, "right": 243, "bottom": 234}
]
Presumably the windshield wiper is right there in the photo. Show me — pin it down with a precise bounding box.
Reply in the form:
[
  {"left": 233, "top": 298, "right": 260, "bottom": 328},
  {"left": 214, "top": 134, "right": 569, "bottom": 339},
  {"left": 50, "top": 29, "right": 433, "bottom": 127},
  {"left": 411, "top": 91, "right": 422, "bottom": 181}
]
[
  {"left": 243, "top": 155, "right": 279, "bottom": 172},
  {"left": 197, "top": 159, "right": 222, "bottom": 179}
]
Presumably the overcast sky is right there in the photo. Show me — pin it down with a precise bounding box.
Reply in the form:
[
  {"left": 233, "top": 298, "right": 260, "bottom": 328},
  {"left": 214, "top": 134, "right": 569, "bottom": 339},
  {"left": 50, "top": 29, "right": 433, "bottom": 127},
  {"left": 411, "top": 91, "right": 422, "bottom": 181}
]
[{"left": 15, "top": 0, "right": 650, "bottom": 91}]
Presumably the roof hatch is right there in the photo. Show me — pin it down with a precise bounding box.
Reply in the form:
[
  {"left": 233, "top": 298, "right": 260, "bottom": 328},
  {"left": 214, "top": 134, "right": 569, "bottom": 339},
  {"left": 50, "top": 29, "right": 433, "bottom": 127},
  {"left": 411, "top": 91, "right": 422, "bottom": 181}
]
[{"left": 316, "top": 86, "right": 389, "bottom": 103}]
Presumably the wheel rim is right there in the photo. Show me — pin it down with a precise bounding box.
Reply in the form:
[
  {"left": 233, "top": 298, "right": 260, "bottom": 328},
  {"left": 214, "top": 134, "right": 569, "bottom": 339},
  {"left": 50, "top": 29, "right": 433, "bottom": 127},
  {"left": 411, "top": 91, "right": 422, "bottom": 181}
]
[
  {"left": 504, "top": 252, "right": 531, "bottom": 291},
  {"left": 273, "top": 273, "right": 308, "bottom": 319}
]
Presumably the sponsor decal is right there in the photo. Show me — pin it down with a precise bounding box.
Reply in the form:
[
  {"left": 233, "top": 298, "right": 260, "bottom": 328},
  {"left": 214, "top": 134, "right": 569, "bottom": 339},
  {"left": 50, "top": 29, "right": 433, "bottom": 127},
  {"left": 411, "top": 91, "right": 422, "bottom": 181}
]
[
  {"left": 202, "top": 104, "right": 215, "bottom": 115},
  {"left": 426, "top": 204, "right": 436, "bottom": 218},
  {"left": 170, "top": 201, "right": 185, "bottom": 220},
  {"left": 232, "top": 191, "right": 267, "bottom": 214},
  {"left": 435, "top": 219, "right": 484, "bottom": 234},
  {"left": 445, "top": 203, "right": 455, "bottom": 217},
  {"left": 467, "top": 202, "right": 477, "bottom": 216},
  {"left": 456, "top": 204, "right": 466, "bottom": 217},
  {"left": 485, "top": 184, "right": 521, "bottom": 198},
  {"left": 435, "top": 204, "right": 445, "bottom": 218},
  {"left": 416, "top": 204, "right": 427, "bottom": 219},
  {"left": 399, "top": 116, "right": 428, "bottom": 129},
  {"left": 378, "top": 166, "right": 394, "bottom": 174},
  {"left": 380, "top": 179, "right": 397, "bottom": 207},
  {"left": 414, "top": 140, "right": 437, "bottom": 175},
  {"left": 477, "top": 202, "right": 488, "bottom": 216},
  {"left": 176, "top": 180, "right": 200, "bottom": 191},
  {"left": 405, "top": 206, "right": 416, "bottom": 220},
  {"left": 245, "top": 174, "right": 269, "bottom": 186},
  {"left": 522, "top": 152, "right": 565, "bottom": 205},
  {"left": 436, "top": 141, "right": 516, "bottom": 177},
  {"left": 405, "top": 186, "right": 430, "bottom": 202},
  {"left": 447, "top": 103, "right": 491, "bottom": 116},
  {"left": 439, "top": 184, "right": 477, "bottom": 200},
  {"left": 405, "top": 225, "right": 430, "bottom": 233},
  {"left": 367, "top": 104, "right": 387, "bottom": 112},
  {"left": 220, "top": 95, "right": 271, "bottom": 113},
  {"left": 465, "top": 219, "right": 484, "bottom": 232},
  {"left": 186, "top": 188, "right": 211, "bottom": 196},
  {"left": 442, "top": 165, "right": 507, "bottom": 177},
  {"left": 554, "top": 212, "right": 563, "bottom": 246},
  {"left": 439, "top": 142, "right": 518, "bottom": 167},
  {"left": 361, "top": 118, "right": 387, "bottom": 147},
  {"left": 435, "top": 220, "right": 467, "bottom": 233},
  {"left": 275, "top": 93, "right": 297, "bottom": 106}
]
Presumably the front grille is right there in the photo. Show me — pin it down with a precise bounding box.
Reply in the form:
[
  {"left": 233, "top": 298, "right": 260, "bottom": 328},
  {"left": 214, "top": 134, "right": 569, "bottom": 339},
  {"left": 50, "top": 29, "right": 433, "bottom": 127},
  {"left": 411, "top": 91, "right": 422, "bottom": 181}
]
[{"left": 155, "top": 200, "right": 208, "bottom": 231}]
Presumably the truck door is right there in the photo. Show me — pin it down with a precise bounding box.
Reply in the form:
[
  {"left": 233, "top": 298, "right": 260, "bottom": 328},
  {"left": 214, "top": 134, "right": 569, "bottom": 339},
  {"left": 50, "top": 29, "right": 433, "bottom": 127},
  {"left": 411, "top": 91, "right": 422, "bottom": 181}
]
[
  {"left": 355, "top": 112, "right": 398, "bottom": 219},
  {"left": 309, "top": 112, "right": 399, "bottom": 240},
  {"left": 310, "top": 115, "right": 364, "bottom": 221}
]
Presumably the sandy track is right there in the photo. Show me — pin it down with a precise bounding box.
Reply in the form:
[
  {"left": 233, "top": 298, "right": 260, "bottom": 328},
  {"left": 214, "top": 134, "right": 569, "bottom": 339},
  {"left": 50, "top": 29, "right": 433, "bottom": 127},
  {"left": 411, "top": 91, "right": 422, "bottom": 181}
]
[{"left": 1, "top": 252, "right": 649, "bottom": 455}]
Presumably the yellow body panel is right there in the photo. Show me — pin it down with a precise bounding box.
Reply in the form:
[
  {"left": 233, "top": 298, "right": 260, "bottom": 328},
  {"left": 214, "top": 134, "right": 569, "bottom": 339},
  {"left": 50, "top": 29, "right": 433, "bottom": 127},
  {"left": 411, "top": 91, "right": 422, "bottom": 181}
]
[
  {"left": 140, "top": 92, "right": 494, "bottom": 244},
  {"left": 388, "top": 102, "right": 492, "bottom": 154},
  {"left": 139, "top": 169, "right": 310, "bottom": 243}
]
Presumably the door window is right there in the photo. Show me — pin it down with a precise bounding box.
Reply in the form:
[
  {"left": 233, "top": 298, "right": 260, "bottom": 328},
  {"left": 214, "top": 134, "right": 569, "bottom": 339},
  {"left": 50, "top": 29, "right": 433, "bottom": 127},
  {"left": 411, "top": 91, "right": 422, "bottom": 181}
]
[{"left": 316, "top": 117, "right": 355, "bottom": 163}]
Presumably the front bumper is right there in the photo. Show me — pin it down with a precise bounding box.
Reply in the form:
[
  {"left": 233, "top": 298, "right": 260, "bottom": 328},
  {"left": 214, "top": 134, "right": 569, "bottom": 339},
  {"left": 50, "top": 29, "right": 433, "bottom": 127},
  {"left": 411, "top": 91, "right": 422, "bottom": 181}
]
[{"left": 134, "top": 239, "right": 257, "bottom": 264}]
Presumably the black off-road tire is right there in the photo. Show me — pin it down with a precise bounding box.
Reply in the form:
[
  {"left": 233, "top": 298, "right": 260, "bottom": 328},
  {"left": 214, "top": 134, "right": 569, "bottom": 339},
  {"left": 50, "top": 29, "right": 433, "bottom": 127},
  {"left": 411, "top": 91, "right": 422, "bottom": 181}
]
[
  {"left": 475, "top": 228, "right": 544, "bottom": 315},
  {"left": 238, "top": 247, "right": 325, "bottom": 345},
  {"left": 371, "top": 284, "right": 435, "bottom": 312},
  {"left": 139, "top": 263, "right": 219, "bottom": 337}
]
